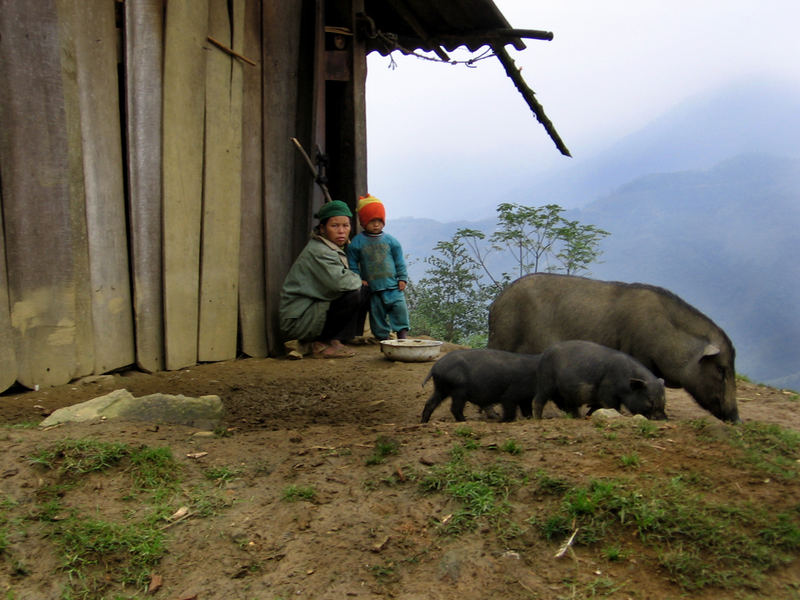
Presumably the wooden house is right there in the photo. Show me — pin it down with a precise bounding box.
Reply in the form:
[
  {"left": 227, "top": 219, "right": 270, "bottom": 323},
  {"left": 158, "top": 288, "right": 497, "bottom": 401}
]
[{"left": 0, "top": 0, "right": 566, "bottom": 393}]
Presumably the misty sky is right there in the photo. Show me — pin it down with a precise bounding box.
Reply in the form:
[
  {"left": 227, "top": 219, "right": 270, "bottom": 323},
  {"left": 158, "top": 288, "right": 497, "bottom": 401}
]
[{"left": 365, "top": 1, "right": 800, "bottom": 220}]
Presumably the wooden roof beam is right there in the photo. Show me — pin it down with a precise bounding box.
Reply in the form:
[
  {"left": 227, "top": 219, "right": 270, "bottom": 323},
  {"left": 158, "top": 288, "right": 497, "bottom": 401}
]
[
  {"left": 385, "top": 0, "right": 450, "bottom": 61},
  {"left": 431, "top": 28, "right": 552, "bottom": 49},
  {"left": 492, "top": 43, "right": 571, "bottom": 157}
]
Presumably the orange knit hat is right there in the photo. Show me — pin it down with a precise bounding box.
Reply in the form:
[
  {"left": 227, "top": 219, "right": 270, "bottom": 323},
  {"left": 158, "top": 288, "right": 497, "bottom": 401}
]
[{"left": 356, "top": 194, "right": 385, "bottom": 228}]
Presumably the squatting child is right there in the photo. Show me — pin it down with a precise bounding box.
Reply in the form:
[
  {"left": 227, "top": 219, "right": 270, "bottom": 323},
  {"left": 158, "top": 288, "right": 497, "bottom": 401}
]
[{"left": 346, "top": 194, "right": 410, "bottom": 341}]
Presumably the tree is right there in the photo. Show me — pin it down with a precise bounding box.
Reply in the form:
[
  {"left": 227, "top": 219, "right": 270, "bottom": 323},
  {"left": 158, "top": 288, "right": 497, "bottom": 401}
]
[
  {"left": 490, "top": 203, "right": 565, "bottom": 276},
  {"left": 554, "top": 220, "right": 610, "bottom": 275},
  {"left": 407, "top": 202, "right": 609, "bottom": 344},
  {"left": 452, "top": 227, "right": 508, "bottom": 294},
  {"left": 406, "top": 237, "right": 490, "bottom": 345}
]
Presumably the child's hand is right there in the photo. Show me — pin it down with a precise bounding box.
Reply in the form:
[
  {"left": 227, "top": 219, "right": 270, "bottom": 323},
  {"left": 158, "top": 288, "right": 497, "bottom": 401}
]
[
  {"left": 398, "top": 280, "right": 406, "bottom": 291},
  {"left": 362, "top": 280, "right": 368, "bottom": 287}
]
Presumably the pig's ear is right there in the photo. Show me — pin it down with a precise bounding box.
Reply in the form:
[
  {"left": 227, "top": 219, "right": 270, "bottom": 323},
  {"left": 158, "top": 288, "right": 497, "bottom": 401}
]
[{"left": 629, "top": 378, "right": 646, "bottom": 390}]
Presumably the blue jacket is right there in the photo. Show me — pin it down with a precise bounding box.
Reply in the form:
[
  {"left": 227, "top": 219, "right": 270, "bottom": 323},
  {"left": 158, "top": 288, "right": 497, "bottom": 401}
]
[{"left": 347, "top": 231, "right": 408, "bottom": 291}]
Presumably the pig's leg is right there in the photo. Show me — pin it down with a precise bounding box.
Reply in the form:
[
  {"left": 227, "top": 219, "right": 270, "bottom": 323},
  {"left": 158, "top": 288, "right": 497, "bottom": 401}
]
[
  {"left": 421, "top": 386, "right": 446, "bottom": 423},
  {"left": 449, "top": 392, "right": 469, "bottom": 421},
  {"left": 519, "top": 396, "right": 533, "bottom": 419},
  {"left": 500, "top": 399, "right": 518, "bottom": 422},
  {"left": 532, "top": 393, "right": 547, "bottom": 419}
]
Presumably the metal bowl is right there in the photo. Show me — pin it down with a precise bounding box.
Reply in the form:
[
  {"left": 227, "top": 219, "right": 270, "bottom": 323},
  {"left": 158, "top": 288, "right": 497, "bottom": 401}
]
[{"left": 379, "top": 339, "right": 443, "bottom": 362}]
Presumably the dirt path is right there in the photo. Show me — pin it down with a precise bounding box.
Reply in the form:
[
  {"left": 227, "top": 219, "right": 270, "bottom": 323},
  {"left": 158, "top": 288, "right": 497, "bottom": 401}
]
[{"left": 1, "top": 343, "right": 799, "bottom": 599}]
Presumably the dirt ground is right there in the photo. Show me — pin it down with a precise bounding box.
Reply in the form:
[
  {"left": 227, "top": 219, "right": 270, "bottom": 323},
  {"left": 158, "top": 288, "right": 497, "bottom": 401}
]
[{"left": 1, "top": 341, "right": 799, "bottom": 600}]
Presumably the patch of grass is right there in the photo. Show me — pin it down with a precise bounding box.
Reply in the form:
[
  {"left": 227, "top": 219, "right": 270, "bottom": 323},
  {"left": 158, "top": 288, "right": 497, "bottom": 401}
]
[
  {"left": 687, "top": 418, "right": 717, "bottom": 443},
  {"left": 0, "top": 422, "right": 38, "bottom": 430},
  {"left": 204, "top": 465, "right": 243, "bottom": 486},
  {"left": 419, "top": 440, "right": 525, "bottom": 538},
  {"left": 0, "top": 501, "right": 10, "bottom": 555},
  {"left": 28, "top": 439, "right": 129, "bottom": 473},
  {"left": 532, "top": 513, "right": 572, "bottom": 541},
  {"left": 19, "top": 438, "right": 227, "bottom": 599},
  {"left": 500, "top": 439, "right": 523, "bottom": 455},
  {"left": 454, "top": 426, "right": 476, "bottom": 439},
  {"left": 281, "top": 485, "right": 316, "bottom": 503},
  {"left": 187, "top": 487, "right": 231, "bottom": 517},
  {"left": 52, "top": 516, "right": 166, "bottom": 593},
  {"left": 727, "top": 422, "right": 800, "bottom": 480},
  {"left": 635, "top": 419, "right": 660, "bottom": 438},
  {"left": 128, "top": 446, "right": 180, "bottom": 497},
  {"left": 619, "top": 453, "right": 640, "bottom": 468},
  {"left": 602, "top": 544, "right": 627, "bottom": 562},
  {"left": 213, "top": 425, "right": 233, "bottom": 437},
  {"left": 366, "top": 436, "right": 400, "bottom": 465},
  {"left": 582, "top": 576, "right": 625, "bottom": 598},
  {"left": 532, "top": 469, "right": 570, "bottom": 495},
  {"left": 667, "top": 470, "right": 712, "bottom": 491},
  {"left": 532, "top": 473, "right": 800, "bottom": 591},
  {"left": 370, "top": 561, "right": 398, "bottom": 583}
]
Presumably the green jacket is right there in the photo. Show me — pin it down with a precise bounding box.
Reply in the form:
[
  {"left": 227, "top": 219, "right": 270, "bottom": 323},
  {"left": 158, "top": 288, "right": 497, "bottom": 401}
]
[{"left": 279, "top": 234, "right": 362, "bottom": 342}]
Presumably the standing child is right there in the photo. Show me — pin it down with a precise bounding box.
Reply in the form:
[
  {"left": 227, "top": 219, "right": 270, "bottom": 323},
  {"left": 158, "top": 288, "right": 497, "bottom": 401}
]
[{"left": 347, "top": 194, "right": 410, "bottom": 341}]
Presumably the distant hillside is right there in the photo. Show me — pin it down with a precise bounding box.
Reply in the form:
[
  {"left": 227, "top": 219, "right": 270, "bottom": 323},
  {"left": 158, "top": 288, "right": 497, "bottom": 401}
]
[
  {"left": 583, "top": 154, "right": 800, "bottom": 390},
  {"left": 391, "top": 154, "right": 800, "bottom": 390},
  {"left": 501, "top": 78, "right": 800, "bottom": 210}
]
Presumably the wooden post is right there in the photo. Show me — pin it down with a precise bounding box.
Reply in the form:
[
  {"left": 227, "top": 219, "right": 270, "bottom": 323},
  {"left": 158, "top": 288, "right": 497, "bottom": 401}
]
[
  {"left": 238, "top": 0, "right": 268, "bottom": 358},
  {"left": 198, "top": 0, "right": 245, "bottom": 362},
  {"left": 263, "top": 1, "right": 305, "bottom": 354},
  {"left": 73, "top": 0, "right": 136, "bottom": 374},
  {"left": 0, "top": 0, "right": 84, "bottom": 388},
  {"left": 125, "top": 0, "right": 165, "bottom": 373},
  {"left": 325, "top": 0, "right": 368, "bottom": 210},
  {"left": 162, "top": 0, "right": 208, "bottom": 370},
  {"left": 350, "top": 0, "right": 369, "bottom": 201}
]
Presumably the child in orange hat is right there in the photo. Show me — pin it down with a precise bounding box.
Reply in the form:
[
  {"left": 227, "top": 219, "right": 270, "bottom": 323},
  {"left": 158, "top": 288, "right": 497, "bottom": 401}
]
[{"left": 346, "top": 194, "right": 410, "bottom": 341}]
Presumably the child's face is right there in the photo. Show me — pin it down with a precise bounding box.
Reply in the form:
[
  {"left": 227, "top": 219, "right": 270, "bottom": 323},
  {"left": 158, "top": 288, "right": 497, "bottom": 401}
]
[{"left": 364, "top": 218, "right": 384, "bottom": 234}]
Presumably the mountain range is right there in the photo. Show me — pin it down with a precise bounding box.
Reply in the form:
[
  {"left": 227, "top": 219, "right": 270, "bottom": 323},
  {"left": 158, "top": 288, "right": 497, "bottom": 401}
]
[{"left": 388, "top": 78, "right": 800, "bottom": 390}]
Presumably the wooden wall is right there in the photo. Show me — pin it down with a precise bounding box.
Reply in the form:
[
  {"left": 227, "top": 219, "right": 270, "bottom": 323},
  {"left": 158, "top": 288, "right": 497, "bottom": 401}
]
[{"left": 0, "top": 0, "right": 366, "bottom": 392}]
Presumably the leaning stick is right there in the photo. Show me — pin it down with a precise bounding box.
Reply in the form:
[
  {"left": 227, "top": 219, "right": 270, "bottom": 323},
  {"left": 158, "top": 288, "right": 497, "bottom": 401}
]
[
  {"left": 290, "top": 137, "right": 333, "bottom": 203},
  {"left": 207, "top": 36, "right": 257, "bottom": 66}
]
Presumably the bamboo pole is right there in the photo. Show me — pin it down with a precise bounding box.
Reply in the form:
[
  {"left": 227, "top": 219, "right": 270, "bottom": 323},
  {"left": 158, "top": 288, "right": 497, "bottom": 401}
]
[{"left": 493, "top": 43, "right": 571, "bottom": 157}]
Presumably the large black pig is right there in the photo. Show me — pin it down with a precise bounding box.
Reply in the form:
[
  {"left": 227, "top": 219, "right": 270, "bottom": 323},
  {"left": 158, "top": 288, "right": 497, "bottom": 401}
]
[
  {"left": 533, "top": 340, "right": 667, "bottom": 419},
  {"left": 420, "top": 349, "right": 540, "bottom": 423},
  {"left": 488, "top": 273, "right": 739, "bottom": 423}
]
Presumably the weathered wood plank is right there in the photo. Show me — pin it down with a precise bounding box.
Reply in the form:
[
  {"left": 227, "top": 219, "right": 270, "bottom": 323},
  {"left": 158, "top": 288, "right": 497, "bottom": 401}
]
[
  {"left": 162, "top": 0, "right": 208, "bottom": 370},
  {"left": 238, "top": 0, "right": 268, "bottom": 358},
  {"left": 0, "top": 205, "right": 17, "bottom": 393},
  {"left": 125, "top": 0, "right": 165, "bottom": 373},
  {"left": 0, "top": 1, "right": 81, "bottom": 388},
  {"left": 73, "top": 0, "right": 135, "bottom": 374},
  {"left": 198, "top": 0, "right": 245, "bottom": 362},
  {"left": 263, "top": 1, "right": 309, "bottom": 354},
  {"left": 57, "top": 0, "right": 95, "bottom": 381}
]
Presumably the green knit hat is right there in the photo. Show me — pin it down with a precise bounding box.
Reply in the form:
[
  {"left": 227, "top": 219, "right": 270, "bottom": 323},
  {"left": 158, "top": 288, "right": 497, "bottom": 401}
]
[{"left": 314, "top": 200, "right": 352, "bottom": 221}]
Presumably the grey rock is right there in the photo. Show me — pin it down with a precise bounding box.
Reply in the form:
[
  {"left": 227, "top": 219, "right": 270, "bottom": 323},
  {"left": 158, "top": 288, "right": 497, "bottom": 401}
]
[
  {"left": 40, "top": 389, "right": 224, "bottom": 430},
  {"left": 590, "top": 408, "right": 624, "bottom": 421}
]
